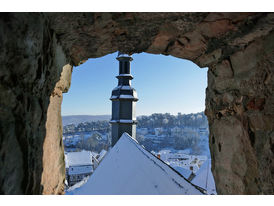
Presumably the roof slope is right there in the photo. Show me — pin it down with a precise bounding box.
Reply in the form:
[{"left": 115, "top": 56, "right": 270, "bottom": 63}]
[
  {"left": 171, "top": 165, "right": 193, "bottom": 180},
  {"left": 65, "top": 150, "right": 93, "bottom": 167},
  {"left": 67, "top": 133, "right": 203, "bottom": 195},
  {"left": 191, "top": 159, "right": 217, "bottom": 195}
]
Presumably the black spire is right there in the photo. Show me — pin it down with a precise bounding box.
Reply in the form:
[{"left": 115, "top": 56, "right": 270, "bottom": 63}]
[{"left": 109, "top": 52, "right": 138, "bottom": 146}]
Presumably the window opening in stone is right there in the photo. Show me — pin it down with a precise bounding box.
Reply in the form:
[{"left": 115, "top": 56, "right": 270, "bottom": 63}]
[{"left": 62, "top": 52, "right": 216, "bottom": 195}]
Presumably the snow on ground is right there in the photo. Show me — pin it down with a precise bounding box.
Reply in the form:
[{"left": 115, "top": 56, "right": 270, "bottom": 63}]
[{"left": 66, "top": 133, "right": 204, "bottom": 195}]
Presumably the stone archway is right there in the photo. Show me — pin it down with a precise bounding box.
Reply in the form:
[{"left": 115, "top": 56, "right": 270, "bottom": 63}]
[{"left": 0, "top": 12, "right": 273, "bottom": 194}]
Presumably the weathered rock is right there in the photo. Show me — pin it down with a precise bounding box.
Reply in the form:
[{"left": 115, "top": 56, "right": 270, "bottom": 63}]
[
  {"left": 41, "top": 64, "right": 73, "bottom": 195},
  {"left": 210, "top": 116, "right": 258, "bottom": 194},
  {"left": 206, "top": 31, "right": 274, "bottom": 194},
  {"left": 0, "top": 12, "right": 274, "bottom": 195},
  {"left": 0, "top": 13, "right": 69, "bottom": 194}
]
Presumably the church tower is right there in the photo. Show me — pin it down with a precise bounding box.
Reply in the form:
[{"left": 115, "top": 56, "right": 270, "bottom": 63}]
[{"left": 110, "top": 52, "right": 138, "bottom": 146}]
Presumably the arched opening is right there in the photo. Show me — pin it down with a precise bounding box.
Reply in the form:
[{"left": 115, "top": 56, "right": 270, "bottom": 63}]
[
  {"left": 1, "top": 12, "right": 273, "bottom": 195},
  {"left": 61, "top": 52, "right": 216, "bottom": 194}
]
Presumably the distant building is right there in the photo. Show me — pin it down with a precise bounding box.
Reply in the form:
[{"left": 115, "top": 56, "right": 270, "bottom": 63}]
[
  {"left": 91, "top": 131, "right": 103, "bottom": 141},
  {"left": 171, "top": 126, "right": 182, "bottom": 136},
  {"left": 65, "top": 150, "right": 94, "bottom": 186},
  {"left": 199, "top": 127, "right": 208, "bottom": 135},
  {"left": 63, "top": 135, "right": 80, "bottom": 148},
  {"left": 199, "top": 127, "right": 209, "bottom": 141},
  {"left": 137, "top": 128, "right": 148, "bottom": 135},
  {"left": 143, "top": 134, "right": 164, "bottom": 144},
  {"left": 182, "top": 128, "right": 199, "bottom": 141},
  {"left": 154, "top": 127, "right": 163, "bottom": 136},
  {"left": 156, "top": 150, "right": 207, "bottom": 177}
]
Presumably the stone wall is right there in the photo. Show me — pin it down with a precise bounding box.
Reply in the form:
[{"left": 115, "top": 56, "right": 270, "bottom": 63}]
[
  {"left": 48, "top": 12, "right": 274, "bottom": 194},
  {"left": 206, "top": 33, "right": 274, "bottom": 194},
  {"left": 0, "top": 12, "right": 273, "bottom": 194},
  {"left": 0, "top": 13, "right": 69, "bottom": 194},
  {"left": 41, "top": 64, "right": 73, "bottom": 194}
]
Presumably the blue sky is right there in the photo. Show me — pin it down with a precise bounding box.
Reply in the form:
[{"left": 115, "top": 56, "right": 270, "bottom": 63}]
[{"left": 62, "top": 52, "right": 208, "bottom": 116}]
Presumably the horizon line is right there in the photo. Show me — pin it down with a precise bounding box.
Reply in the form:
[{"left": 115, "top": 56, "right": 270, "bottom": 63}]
[{"left": 62, "top": 111, "right": 205, "bottom": 117}]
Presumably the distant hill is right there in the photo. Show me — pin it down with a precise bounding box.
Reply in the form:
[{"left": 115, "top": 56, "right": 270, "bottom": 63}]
[{"left": 62, "top": 115, "right": 111, "bottom": 126}]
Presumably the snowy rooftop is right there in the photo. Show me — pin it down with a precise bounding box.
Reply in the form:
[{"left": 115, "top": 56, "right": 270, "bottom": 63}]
[
  {"left": 67, "top": 133, "right": 204, "bottom": 195},
  {"left": 65, "top": 150, "right": 93, "bottom": 167},
  {"left": 191, "top": 159, "right": 217, "bottom": 195},
  {"left": 170, "top": 165, "right": 193, "bottom": 180},
  {"left": 97, "top": 149, "right": 107, "bottom": 162}
]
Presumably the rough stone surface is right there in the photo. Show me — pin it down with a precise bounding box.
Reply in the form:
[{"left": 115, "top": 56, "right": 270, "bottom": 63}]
[
  {"left": 41, "top": 64, "right": 73, "bottom": 195},
  {"left": 0, "top": 13, "right": 69, "bottom": 194},
  {"left": 206, "top": 33, "right": 274, "bottom": 194},
  {"left": 0, "top": 12, "right": 274, "bottom": 194}
]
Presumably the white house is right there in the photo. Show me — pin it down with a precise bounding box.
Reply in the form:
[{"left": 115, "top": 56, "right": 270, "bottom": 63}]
[
  {"left": 65, "top": 150, "right": 94, "bottom": 186},
  {"left": 154, "top": 127, "right": 164, "bottom": 136},
  {"left": 137, "top": 128, "right": 148, "bottom": 135},
  {"left": 171, "top": 126, "right": 182, "bottom": 136}
]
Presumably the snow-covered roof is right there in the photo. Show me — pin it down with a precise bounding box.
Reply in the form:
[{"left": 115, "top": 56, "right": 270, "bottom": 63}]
[
  {"left": 67, "top": 133, "right": 204, "bottom": 195},
  {"left": 98, "top": 149, "right": 107, "bottom": 162},
  {"left": 65, "top": 151, "right": 93, "bottom": 167},
  {"left": 191, "top": 159, "right": 217, "bottom": 195},
  {"left": 171, "top": 165, "right": 193, "bottom": 179},
  {"left": 91, "top": 151, "right": 99, "bottom": 157}
]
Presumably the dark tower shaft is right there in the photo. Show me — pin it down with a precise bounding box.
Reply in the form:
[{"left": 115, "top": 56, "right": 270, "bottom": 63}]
[{"left": 110, "top": 53, "right": 138, "bottom": 146}]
